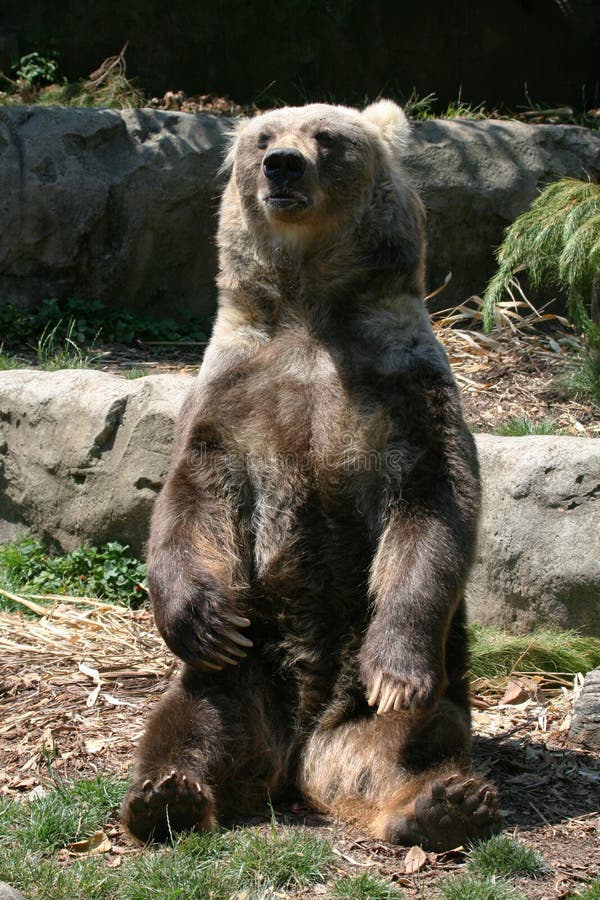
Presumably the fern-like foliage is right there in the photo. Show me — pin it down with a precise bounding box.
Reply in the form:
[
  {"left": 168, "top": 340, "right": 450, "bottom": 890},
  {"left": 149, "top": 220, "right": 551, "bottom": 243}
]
[{"left": 483, "top": 178, "right": 600, "bottom": 347}]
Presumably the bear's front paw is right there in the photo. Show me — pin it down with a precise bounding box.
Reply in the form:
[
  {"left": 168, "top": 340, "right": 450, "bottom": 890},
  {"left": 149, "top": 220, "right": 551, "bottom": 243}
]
[
  {"left": 366, "top": 669, "right": 441, "bottom": 715},
  {"left": 169, "top": 609, "right": 253, "bottom": 671},
  {"left": 154, "top": 586, "right": 253, "bottom": 669},
  {"left": 192, "top": 611, "right": 254, "bottom": 671}
]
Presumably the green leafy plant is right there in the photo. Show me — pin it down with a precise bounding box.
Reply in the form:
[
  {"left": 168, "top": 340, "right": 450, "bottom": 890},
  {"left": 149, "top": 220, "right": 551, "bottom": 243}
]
[
  {"left": 12, "top": 50, "right": 61, "bottom": 86},
  {"left": 0, "top": 537, "right": 147, "bottom": 607},
  {"left": 483, "top": 177, "right": 600, "bottom": 346}
]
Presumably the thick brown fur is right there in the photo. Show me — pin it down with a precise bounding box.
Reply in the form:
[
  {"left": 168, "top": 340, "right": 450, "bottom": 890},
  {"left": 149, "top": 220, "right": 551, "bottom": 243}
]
[{"left": 121, "top": 100, "right": 501, "bottom": 849}]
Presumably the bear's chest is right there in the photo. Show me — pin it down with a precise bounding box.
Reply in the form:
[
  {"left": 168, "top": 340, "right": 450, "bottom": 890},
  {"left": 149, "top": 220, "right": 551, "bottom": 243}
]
[{"left": 230, "top": 336, "right": 390, "bottom": 485}]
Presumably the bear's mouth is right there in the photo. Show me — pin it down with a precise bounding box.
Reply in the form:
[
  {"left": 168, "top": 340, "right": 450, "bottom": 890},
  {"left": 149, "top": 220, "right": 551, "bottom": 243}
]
[{"left": 263, "top": 191, "right": 309, "bottom": 210}]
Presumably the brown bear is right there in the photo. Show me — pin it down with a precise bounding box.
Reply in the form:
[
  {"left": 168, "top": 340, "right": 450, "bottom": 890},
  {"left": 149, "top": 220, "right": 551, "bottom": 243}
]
[{"left": 120, "top": 99, "right": 501, "bottom": 850}]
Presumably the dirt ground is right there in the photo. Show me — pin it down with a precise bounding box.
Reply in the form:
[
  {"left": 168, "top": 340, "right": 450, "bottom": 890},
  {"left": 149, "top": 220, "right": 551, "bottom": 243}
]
[
  {"left": 1, "top": 313, "right": 599, "bottom": 896},
  {"left": 1, "top": 597, "right": 598, "bottom": 899}
]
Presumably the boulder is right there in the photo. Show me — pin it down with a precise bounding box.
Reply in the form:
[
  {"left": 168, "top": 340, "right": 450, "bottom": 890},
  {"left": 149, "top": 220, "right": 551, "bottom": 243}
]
[
  {"left": 1, "top": 107, "right": 599, "bottom": 316},
  {"left": 402, "top": 119, "right": 600, "bottom": 308},
  {"left": 0, "top": 371, "right": 599, "bottom": 633},
  {"left": 0, "top": 883, "right": 27, "bottom": 900},
  {"left": 569, "top": 667, "right": 600, "bottom": 750},
  {"left": 0, "top": 369, "right": 193, "bottom": 552},
  {"left": 468, "top": 434, "right": 600, "bottom": 634},
  {"left": 0, "top": 106, "right": 229, "bottom": 318}
]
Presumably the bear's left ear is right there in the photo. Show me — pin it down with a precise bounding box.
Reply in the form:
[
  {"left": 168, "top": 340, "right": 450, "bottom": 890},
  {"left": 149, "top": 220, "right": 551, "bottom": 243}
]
[{"left": 362, "top": 99, "right": 410, "bottom": 148}]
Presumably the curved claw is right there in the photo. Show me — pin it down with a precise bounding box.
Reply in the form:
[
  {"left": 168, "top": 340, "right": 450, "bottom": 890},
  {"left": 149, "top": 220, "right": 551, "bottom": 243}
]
[
  {"left": 220, "top": 643, "right": 247, "bottom": 659},
  {"left": 221, "top": 626, "right": 253, "bottom": 648},
  {"left": 367, "top": 672, "right": 383, "bottom": 707},
  {"left": 223, "top": 613, "right": 252, "bottom": 628},
  {"left": 197, "top": 660, "right": 223, "bottom": 672},
  {"left": 212, "top": 651, "right": 238, "bottom": 666}
]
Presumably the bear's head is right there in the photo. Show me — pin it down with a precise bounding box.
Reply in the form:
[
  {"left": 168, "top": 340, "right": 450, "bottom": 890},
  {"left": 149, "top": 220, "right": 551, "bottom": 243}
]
[{"left": 218, "top": 100, "right": 424, "bottom": 292}]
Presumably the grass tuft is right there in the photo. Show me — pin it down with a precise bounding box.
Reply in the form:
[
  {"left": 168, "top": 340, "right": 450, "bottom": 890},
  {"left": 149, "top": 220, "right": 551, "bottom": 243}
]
[
  {"left": 469, "top": 624, "right": 600, "bottom": 680},
  {"left": 436, "top": 873, "right": 526, "bottom": 899},
  {"left": 332, "top": 871, "right": 405, "bottom": 898},
  {"left": 553, "top": 352, "right": 600, "bottom": 408},
  {"left": 493, "top": 416, "right": 562, "bottom": 436},
  {"left": 35, "top": 319, "right": 102, "bottom": 370},
  {"left": 123, "top": 366, "right": 151, "bottom": 379},
  {"left": 0, "top": 778, "right": 126, "bottom": 854},
  {"left": 574, "top": 879, "right": 600, "bottom": 899},
  {"left": 467, "top": 835, "right": 550, "bottom": 879},
  {"left": 0, "top": 346, "right": 26, "bottom": 370}
]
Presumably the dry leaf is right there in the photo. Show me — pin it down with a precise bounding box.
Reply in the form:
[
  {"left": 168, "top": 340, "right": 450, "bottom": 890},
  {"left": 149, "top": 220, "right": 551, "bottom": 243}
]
[
  {"left": 84, "top": 737, "right": 107, "bottom": 754},
  {"left": 500, "top": 677, "right": 545, "bottom": 705},
  {"left": 403, "top": 844, "right": 428, "bottom": 874},
  {"left": 67, "top": 829, "right": 112, "bottom": 856}
]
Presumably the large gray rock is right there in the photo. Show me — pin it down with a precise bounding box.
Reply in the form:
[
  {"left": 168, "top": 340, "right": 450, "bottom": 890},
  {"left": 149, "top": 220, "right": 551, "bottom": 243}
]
[
  {"left": 468, "top": 434, "right": 600, "bottom": 634},
  {"left": 0, "top": 106, "right": 229, "bottom": 318},
  {"left": 0, "top": 883, "right": 27, "bottom": 900},
  {"left": 403, "top": 119, "right": 600, "bottom": 308},
  {"left": 0, "top": 369, "right": 192, "bottom": 552},
  {"left": 0, "top": 371, "right": 598, "bottom": 633},
  {"left": 569, "top": 667, "right": 600, "bottom": 749},
  {"left": 1, "top": 107, "right": 599, "bottom": 316}
]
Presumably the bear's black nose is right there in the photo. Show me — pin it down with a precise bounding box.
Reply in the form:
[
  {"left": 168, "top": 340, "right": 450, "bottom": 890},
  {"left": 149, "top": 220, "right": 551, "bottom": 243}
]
[{"left": 262, "top": 148, "right": 306, "bottom": 182}]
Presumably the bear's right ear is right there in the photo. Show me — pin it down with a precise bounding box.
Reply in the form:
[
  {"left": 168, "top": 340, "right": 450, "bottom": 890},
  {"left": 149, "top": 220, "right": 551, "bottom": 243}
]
[{"left": 362, "top": 100, "right": 410, "bottom": 148}]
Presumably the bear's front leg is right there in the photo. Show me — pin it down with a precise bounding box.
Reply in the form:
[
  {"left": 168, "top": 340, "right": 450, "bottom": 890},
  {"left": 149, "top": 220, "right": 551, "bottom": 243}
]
[
  {"left": 147, "top": 440, "right": 252, "bottom": 671},
  {"left": 360, "top": 486, "right": 478, "bottom": 716}
]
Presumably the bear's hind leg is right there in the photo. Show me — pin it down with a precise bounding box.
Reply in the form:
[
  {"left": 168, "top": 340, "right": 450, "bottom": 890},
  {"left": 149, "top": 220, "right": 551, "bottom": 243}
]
[
  {"left": 121, "top": 666, "right": 288, "bottom": 843},
  {"left": 121, "top": 674, "right": 222, "bottom": 843},
  {"left": 299, "top": 698, "right": 501, "bottom": 851}
]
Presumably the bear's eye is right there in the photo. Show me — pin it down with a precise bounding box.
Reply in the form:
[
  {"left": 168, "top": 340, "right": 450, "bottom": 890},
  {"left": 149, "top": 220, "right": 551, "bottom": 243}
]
[
  {"left": 315, "top": 131, "right": 336, "bottom": 148},
  {"left": 257, "top": 132, "right": 273, "bottom": 150}
]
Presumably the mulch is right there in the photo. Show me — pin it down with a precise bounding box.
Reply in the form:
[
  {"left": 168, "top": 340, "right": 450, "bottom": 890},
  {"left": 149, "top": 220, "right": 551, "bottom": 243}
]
[{"left": 0, "top": 592, "right": 598, "bottom": 898}]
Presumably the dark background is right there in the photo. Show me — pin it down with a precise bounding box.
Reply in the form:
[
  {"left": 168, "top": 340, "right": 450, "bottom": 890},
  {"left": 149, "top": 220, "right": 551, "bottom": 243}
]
[{"left": 1, "top": 0, "right": 599, "bottom": 110}]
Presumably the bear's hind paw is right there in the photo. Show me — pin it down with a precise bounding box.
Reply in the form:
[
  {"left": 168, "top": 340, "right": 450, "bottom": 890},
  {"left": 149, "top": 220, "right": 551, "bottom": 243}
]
[
  {"left": 121, "top": 770, "right": 217, "bottom": 844},
  {"left": 373, "top": 773, "right": 502, "bottom": 851}
]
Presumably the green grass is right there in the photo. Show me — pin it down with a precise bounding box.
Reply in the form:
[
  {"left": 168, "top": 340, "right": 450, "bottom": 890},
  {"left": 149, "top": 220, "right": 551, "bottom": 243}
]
[
  {"left": 0, "top": 347, "right": 26, "bottom": 370},
  {"left": 0, "top": 777, "right": 126, "bottom": 853},
  {"left": 0, "top": 778, "right": 334, "bottom": 900},
  {"left": 493, "top": 416, "right": 562, "bottom": 436},
  {"left": 468, "top": 836, "right": 550, "bottom": 879},
  {"left": 468, "top": 624, "right": 600, "bottom": 680},
  {"left": 0, "top": 536, "right": 147, "bottom": 607},
  {"left": 332, "top": 871, "right": 404, "bottom": 898},
  {"left": 554, "top": 353, "right": 600, "bottom": 409},
  {"left": 435, "top": 873, "right": 525, "bottom": 899},
  {"left": 573, "top": 880, "right": 600, "bottom": 899},
  {"left": 123, "top": 366, "right": 151, "bottom": 379},
  {"left": 35, "top": 319, "right": 102, "bottom": 371}
]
